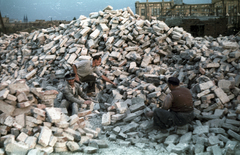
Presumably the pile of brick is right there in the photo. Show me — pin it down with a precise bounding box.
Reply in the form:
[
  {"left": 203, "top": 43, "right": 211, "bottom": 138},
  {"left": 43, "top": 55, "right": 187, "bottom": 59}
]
[
  {"left": 0, "top": 80, "right": 106, "bottom": 154},
  {"left": 0, "top": 5, "right": 240, "bottom": 154}
]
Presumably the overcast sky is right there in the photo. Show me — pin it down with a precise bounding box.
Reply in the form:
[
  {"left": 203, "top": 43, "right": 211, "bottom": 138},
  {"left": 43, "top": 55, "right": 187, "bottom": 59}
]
[{"left": 0, "top": 0, "right": 212, "bottom": 22}]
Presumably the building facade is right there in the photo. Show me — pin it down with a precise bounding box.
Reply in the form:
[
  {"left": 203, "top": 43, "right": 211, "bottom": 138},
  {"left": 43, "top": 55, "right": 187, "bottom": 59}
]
[{"left": 135, "top": 0, "right": 240, "bottom": 37}]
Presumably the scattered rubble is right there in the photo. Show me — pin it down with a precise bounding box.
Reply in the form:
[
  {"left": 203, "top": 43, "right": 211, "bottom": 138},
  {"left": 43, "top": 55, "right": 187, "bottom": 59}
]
[{"left": 0, "top": 5, "right": 240, "bottom": 155}]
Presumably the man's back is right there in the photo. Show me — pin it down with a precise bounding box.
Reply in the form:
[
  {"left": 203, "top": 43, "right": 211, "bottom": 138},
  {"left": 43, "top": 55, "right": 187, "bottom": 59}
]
[
  {"left": 74, "top": 59, "right": 92, "bottom": 77},
  {"left": 170, "top": 87, "right": 193, "bottom": 112}
]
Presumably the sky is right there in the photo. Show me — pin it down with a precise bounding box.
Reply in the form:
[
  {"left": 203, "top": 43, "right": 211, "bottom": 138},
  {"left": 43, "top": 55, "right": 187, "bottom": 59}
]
[{"left": 0, "top": 0, "right": 212, "bottom": 22}]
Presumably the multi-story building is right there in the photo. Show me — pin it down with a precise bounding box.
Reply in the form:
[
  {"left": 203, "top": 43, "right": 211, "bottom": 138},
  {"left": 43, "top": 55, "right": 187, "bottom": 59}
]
[{"left": 135, "top": 0, "right": 240, "bottom": 37}]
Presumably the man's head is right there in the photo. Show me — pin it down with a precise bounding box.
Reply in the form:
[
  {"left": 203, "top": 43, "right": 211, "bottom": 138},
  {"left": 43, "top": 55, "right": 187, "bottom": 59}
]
[
  {"left": 167, "top": 77, "right": 180, "bottom": 90},
  {"left": 65, "top": 73, "right": 75, "bottom": 86},
  {"left": 92, "top": 55, "right": 101, "bottom": 67}
]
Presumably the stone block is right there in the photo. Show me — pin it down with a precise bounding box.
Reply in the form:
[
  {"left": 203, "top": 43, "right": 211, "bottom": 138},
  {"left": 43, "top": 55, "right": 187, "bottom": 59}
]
[
  {"left": 141, "top": 55, "right": 153, "bottom": 67},
  {"left": 194, "top": 144, "right": 205, "bottom": 154},
  {"left": 17, "top": 92, "right": 28, "bottom": 102},
  {"left": 236, "top": 104, "right": 240, "bottom": 114},
  {"left": 100, "top": 23, "right": 109, "bottom": 31},
  {"left": 0, "top": 100, "right": 16, "bottom": 115},
  {"left": 235, "top": 75, "right": 240, "bottom": 86},
  {"left": 27, "top": 149, "right": 47, "bottom": 155},
  {"left": 227, "top": 129, "right": 240, "bottom": 141},
  {"left": 108, "top": 134, "right": 116, "bottom": 141},
  {"left": 83, "top": 128, "right": 98, "bottom": 138},
  {"left": 209, "top": 128, "right": 226, "bottom": 134},
  {"left": 225, "top": 140, "right": 238, "bottom": 155},
  {"left": 62, "top": 132, "right": 74, "bottom": 141},
  {"left": 129, "top": 97, "right": 145, "bottom": 112},
  {"left": 90, "top": 139, "right": 108, "bottom": 148},
  {"left": 218, "top": 134, "right": 230, "bottom": 143},
  {"left": 123, "top": 113, "right": 137, "bottom": 122},
  {"left": 222, "top": 123, "right": 239, "bottom": 132},
  {"left": 4, "top": 115, "right": 14, "bottom": 127},
  {"left": 83, "top": 146, "right": 98, "bottom": 154},
  {"left": 208, "top": 135, "right": 221, "bottom": 145},
  {"left": 205, "top": 63, "right": 220, "bottom": 68},
  {"left": 25, "top": 136, "right": 37, "bottom": 149},
  {"left": 0, "top": 149, "right": 4, "bottom": 155},
  {"left": 121, "top": 121, "right": 139, "bottom": 133},
  {"left": 102, "top": 112, "right": 111, "bottom": 126},
  {"left": 193, "top": 125, "right": 209, "bottom": 135},
  {"left": 6, "top": 93, "right": 17, "bottom": 101},
  {"left": 214, "top": 87, "right": 230, "bottom": 104},
  {"left": 164, "top": 134, "right": 179, "bottom": 145},
  {"left": 0, "top": 88, "right": 9, "bottom": 99},
  {"left": 0, "top": 81, "right": 8, "bottom": 91},
  {"left": 198, "top": 81, "right": 215, "bottom": 91},
  {"left": 218, "top": 79, "right": 234, "bottom": 92},
  {"left": 54, "top": 145, "right": 68, "bottom": 152},
  {"left": 17, "top": 101, "right": 31, "bottom": 108},
  {"left": 25, "top": 68, "right": 38, "bottom": 80},
  {"left": 225, "top": 119, "right": 240, "bottom": 126},
  {"left": 45, "top": 107, "right": 61, "bottom": 123},
  {"left": 78, "top": 110, "right": 91, "bottom": 117},
  {"left": 120, "top": 141, "right": 131, "bottom": 147},
  {"left": 67, "top": 53, "right": 77, "bottom": 64},
  {"left": 115, "top": 101, "right": 128, "bottom": 114},
  {"left": 66, "top": 141, "right": 81, "bottom": 152},
  {"left": 48, "top": 135, "right": 57, "bottom": 147},
  {"left": 38, "top": 126, "right": 52, "bottom": 147},
  {"left": 16, "top": 132, "right": 28, "bottom": 142},
  {"left": 179, "top": 132, "right": 192, "bottom": 143},
  {"left": 5, "top": 141, "right": 29, "bottom": 155},
  {"left": 69, "top": 114, "right": 79, "bottom": 126},
  {"left": 171, "top": 143, "right": 190, "bottom": 154},
  {"left": 55, "top": 121, "right": 69, "bottom": 128},
  {"left": 32, "top": 108, "right": 46, "bottom": 116}
]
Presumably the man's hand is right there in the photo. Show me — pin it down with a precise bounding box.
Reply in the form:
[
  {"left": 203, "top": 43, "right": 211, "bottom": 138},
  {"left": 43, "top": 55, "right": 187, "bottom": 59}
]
[
  {"left": 112, "top": 82, "right": 117, "bottom": 87},
  {"left": 86, "top": 98, "right": 92, "bottom": 101},
  {"left": 84, "top": 100, "right": 92, "bottom": 105}
]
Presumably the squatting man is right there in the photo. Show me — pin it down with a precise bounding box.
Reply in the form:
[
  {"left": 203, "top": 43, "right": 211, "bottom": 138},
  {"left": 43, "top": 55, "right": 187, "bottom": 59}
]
[
  {"left": 72, "top": 55, "right": 117, "bottom": 96},
  {"left": 60, "top": 73, "right": 93, "bottom": 115},
  {"left": 145, "top": 77, "right": 194, "bottom": 132}
]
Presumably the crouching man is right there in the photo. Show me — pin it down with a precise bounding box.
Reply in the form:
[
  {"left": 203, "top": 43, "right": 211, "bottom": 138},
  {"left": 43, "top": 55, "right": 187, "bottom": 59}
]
[
  {"left": 60, "top": 73, "right": 93, "bottom": 115},
  {"left": 146, "top": 77, "right": 194, "bottom": 132}
]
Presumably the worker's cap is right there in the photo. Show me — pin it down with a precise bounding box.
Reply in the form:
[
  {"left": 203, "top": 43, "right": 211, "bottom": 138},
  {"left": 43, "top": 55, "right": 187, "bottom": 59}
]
[{"left": 65, "top": 73, "right": 75, "bottom": 80}]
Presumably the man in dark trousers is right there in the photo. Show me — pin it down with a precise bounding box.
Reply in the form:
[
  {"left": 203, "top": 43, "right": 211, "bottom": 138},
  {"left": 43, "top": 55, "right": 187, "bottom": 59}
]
[
  {"left": 72, "top": 55, "right": 116, "bottom": 96},
  {"left": 146, "top": 77, "right": 194, "bottom": 132},
  {"left": 60, "top": 73, "right": 92, "bottom": 115}
]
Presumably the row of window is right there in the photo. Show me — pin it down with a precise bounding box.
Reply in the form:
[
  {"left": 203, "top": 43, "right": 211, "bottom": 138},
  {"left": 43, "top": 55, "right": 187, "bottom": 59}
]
[
  {"left": 140, "top": 5, "right": 237, "bottom": 16},
  {"left": 141, "top": 8, "right": 211, "bottom": 16}
]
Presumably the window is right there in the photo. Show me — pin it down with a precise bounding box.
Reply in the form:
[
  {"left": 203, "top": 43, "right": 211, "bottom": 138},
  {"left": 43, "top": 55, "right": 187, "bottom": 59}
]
[
  {"left": 152, "top": 8, "right": 160, "bottom": 16},
  {"left": 141, "top": 9, "right": 145, "bottom": 16}
]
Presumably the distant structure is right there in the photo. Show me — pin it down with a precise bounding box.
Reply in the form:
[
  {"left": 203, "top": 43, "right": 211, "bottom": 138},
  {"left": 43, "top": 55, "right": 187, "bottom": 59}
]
[
  {"left": 0, "top": 11, "right": 6, "bottom": 35},
  {"left": 23, "top": 15, "right": 28, "bottom": 23},
  {"left": 135, "top": 0, "right": 240, "bottom": 37},
  {"left": 0, "top": 16, "right": 69, "bottom": 34}
]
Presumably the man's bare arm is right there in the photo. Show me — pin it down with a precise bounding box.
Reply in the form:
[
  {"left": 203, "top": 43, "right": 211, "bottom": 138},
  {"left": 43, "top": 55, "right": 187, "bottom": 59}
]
[
  {"left": 161, "top": 93, "right": 173, "bottom": 110},
  {"left": 101, "top": 75, "right": 117, "bottom": 86},
  {"left": 72, "top": 65, "right": 80, "bottom": 82}
]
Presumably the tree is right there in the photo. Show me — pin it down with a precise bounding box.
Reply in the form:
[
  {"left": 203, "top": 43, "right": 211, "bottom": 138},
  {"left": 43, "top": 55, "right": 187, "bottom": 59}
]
[{"left": 73, "top": 17, "right": 76, "bottom": 20}]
